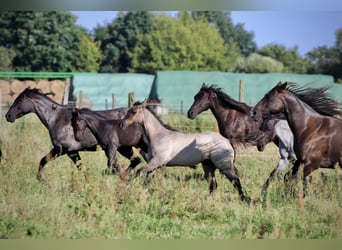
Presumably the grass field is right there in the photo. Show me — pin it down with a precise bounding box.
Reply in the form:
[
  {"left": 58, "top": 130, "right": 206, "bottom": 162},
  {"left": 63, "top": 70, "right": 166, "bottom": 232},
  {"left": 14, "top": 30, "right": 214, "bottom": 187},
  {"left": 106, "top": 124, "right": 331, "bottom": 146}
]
[{"left": 0, "top": 113, "right": 341, "bottom": 239}]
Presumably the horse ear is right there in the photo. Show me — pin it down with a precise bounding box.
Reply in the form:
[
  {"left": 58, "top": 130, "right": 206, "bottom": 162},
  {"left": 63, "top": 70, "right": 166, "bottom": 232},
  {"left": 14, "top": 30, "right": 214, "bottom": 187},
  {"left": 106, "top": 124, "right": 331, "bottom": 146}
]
[{"left": 276, "top": 82, "right": 288, "bottom": 91}]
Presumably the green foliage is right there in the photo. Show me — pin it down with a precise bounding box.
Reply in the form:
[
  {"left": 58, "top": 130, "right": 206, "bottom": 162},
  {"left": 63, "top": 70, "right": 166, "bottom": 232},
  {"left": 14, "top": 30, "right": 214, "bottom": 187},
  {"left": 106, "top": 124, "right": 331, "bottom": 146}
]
[
  {"left": 1, "top": 115, "right": 342, "bottom": 239},
  {"left": 258, "top": 44, "right": 308, "bottom": 73},
  {"left": 235, "top": 53, "right": 284, "bottom": 73},
  {"left": 0, "top": 46, "right": 15, "bottom": 71},
  {"left": 304, "top": 28, "right": 342, "bottom": 82},
  {"left": 129, "top": 12, "right": 239, "bottom": 74},
  {"left": 72, "top": 35, "right": 103, "bottom": 72},
  {"left": 0, "top": 11, "right": 86, "bottom": 72},
  {"left": 95, "top": 11, "right": 153, "bottom": 73},
  {"left": 191, "top": 11, "right": 257, "bottom": 57}
]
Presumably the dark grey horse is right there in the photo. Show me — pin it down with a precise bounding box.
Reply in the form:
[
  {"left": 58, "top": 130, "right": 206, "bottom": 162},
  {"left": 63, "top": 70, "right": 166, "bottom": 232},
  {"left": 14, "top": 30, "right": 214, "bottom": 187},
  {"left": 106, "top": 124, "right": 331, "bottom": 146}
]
[
  {"left": 5, "top": 88, "right": 142, "bottom": 181},
  {"left": 71, "top": 108, "right": 148, "bottom": 177}
]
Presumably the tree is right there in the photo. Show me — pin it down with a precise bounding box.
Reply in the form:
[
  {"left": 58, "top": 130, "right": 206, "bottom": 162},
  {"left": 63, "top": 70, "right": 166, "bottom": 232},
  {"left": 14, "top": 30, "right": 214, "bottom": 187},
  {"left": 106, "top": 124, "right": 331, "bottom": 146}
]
[
  {"left": 72, "top": 35, "right": 103, "bottom": 72},
  {"left": 305, "top": 28, "right": 342, "bottom": 82},
  {"left": 235, "top": 53, "right": 284, "bottom": 73},
  {"left": 129, "top": 12, "right": 239, "bottom": 74},
  {"left": 0, "top": 46, "right": 15, "bottom": 71},
  {"left": 95, "top": 11, "right": 153, "bottom": 72},
  {"left": 191, "top": 11, "right": 257, "bottom": 57},
  {"left": 258, "top": 44, "right": 308, "bottom": 73},
  {"left": 0, "top": 11, "right": 88, "bottom": 72}
]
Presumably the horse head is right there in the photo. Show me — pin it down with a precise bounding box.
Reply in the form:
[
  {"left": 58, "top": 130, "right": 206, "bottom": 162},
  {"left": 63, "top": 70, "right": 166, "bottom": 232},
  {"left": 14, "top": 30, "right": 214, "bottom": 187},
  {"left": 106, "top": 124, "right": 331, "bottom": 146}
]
[
  {"left": 251, "top": 82, "right": 289, "bottom": 122},
  {"left": 187, "top": 83, "right": 214, "bottom": 119},
  {"left": 5, "top": 88, "right": 39, "bottom": 122},
  {"left": 120, "top": 100, "right": 147, "bottom": 130}
]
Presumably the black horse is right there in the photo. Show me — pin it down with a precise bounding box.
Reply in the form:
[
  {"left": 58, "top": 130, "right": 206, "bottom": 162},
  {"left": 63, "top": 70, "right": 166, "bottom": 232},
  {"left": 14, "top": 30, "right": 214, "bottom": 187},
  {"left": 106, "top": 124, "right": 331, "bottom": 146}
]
[
  {"left": 71, "top": 108, "right": 148, "bottom": 177},
  {"left": 5, "top": 88, "right": 140, "bottom": 181}
]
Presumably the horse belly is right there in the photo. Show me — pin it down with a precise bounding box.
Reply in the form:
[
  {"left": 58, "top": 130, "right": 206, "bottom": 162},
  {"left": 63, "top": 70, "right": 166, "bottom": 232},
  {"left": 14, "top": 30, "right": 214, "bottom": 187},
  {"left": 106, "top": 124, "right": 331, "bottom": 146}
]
[{"left": 166, "top": 147, "right": 204, "bottom": 166}]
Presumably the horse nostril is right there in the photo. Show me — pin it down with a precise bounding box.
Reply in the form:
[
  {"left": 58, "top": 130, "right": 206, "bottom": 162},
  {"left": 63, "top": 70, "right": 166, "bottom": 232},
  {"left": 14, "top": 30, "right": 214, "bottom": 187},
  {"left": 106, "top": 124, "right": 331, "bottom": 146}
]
[{"left": 188, "top": 111, "right": 193, "bottom": 118}]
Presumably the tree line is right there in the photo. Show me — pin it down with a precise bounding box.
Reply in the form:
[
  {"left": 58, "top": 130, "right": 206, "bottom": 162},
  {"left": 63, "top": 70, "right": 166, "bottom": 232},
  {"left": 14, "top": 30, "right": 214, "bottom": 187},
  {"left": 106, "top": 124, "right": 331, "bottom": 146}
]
[{"left": 0, "top": 11, "right": 341, "bottom": 82}]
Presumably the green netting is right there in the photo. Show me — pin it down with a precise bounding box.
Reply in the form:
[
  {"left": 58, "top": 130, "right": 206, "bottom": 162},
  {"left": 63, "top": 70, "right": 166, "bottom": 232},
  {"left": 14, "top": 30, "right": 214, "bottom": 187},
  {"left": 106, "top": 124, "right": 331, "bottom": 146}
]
[
  {"left": 71, "top": 71, "right": 340, "bottom": 111},
  {"left": 149, "top": 71, "right": 338, "bottom": 110},
  {"left": 72, "top": 73, "right": 154, "bottom": 110}
]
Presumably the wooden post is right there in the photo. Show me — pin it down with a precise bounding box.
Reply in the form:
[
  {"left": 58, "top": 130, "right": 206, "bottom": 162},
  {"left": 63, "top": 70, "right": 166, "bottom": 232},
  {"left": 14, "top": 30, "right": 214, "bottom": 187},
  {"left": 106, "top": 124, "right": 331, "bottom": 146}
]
[
  {"left": 105, "top": 98, "right": 108, "bottom": 110},
  {"left": 112, "top": 93, "right": 116, "bottom": 109},
  {"left": 128, "top": 92, "right": 135, "bottom": 107},
  {"left": 239, "top": 80, "right": 244, "bottom": 102},
  {"left": 63, "top": 78, "right": 71, "bottom": 105},
  {"left": 77, "top": 90, "right": 83, "bottom": 108}
]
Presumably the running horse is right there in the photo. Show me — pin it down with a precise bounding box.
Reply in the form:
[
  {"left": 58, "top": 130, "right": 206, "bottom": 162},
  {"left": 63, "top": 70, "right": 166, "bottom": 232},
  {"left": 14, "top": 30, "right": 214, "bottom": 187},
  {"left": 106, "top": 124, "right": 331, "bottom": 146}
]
[
  {"left": 120, "top": 101, "right": 250, "bottom": 202},
  {"left": 5, "top": 88, "right": 141, "bottom": 181},
  {"left": 71, "top": 108, "right": 148, "bottom": 176},
  {"left": 251, "top": 82, "right": 342, "bottom": 197},
  {"left": 187, "top": 83, "right": 296, "bottom": 195}
]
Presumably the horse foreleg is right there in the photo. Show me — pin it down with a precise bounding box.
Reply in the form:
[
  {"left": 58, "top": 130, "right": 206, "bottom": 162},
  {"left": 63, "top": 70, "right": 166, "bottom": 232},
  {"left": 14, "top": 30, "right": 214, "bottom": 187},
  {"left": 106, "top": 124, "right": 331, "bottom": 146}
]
[
  {"left": 262, "top": 157, "right": 290, "bottom": 196},
  {"left": 67, "top": 151, "right": 82, "bottom": 170},
  {"left": 37, "top": 146, "right": 66, "bottom": 182},
  {"left": 285, "top": 160, "right": 301, "bottom": 197},
  {"left": 135, "top": 159, "right": 162, "bottom": 185}
]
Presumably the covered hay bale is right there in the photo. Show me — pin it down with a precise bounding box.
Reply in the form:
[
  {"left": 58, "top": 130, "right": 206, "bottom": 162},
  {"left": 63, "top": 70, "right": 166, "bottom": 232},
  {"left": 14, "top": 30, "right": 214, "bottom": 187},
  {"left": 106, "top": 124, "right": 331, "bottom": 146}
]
[
  {"left": 10, "top": 79, "right": 25, "bottom": 95},
  {"left": 0, "top": 80, "right": 11, "bottom": 105},
  {"left": 50, "top": 80, "right": 65, "bottom": 103},
  {"left": 37, "top": 79, "right": 51, "bottom": 93}
]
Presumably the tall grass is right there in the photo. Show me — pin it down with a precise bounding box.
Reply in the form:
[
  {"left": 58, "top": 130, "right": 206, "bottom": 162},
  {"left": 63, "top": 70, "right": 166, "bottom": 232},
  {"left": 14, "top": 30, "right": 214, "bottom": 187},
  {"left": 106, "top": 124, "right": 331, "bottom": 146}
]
[{"left": 0, "top": 113, "right": 341, "bottom": 239}]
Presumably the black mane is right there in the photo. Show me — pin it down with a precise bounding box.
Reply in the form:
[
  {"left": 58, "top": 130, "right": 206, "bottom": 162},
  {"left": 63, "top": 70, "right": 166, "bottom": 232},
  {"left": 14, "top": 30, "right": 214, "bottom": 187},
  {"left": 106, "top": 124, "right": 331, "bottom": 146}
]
[{"left": 282, "top": 82, "right": 342, "bottom": 118}]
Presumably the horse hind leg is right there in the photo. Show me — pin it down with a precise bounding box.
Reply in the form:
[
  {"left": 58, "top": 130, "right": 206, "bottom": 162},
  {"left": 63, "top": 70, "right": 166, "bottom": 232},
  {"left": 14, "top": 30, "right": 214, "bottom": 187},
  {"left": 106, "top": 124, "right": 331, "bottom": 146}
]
[
  {"left": 37, "top": 145, "right": 66, "bottom": 182},
  {"left": 218, "top": 158, "right": 249, "bottom": 202},
  {"left": 201, "top": 160, "right": 217, "bottom": 193},
  {"left": 262, "top": 156, "right": 290, "bottom": 197}
]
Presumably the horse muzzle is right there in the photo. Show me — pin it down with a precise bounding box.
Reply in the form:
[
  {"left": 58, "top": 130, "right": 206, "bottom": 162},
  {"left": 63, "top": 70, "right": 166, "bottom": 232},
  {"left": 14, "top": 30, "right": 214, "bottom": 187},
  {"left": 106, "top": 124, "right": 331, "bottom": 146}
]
[
  {"left": 187, "top": 110, "right": 196, "bottom": 120},
  {"left": 5, "top": 112, "right": 15, "bottom": 123}
]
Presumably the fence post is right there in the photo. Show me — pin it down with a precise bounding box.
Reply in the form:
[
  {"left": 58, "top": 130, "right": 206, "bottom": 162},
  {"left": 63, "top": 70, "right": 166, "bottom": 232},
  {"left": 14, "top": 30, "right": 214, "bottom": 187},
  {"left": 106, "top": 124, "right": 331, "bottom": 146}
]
[
  {"left": 112, "top": 93, "right": 116, "bottom": 109},
  {"left": 63, "top": 78, "right": 71, "bottom": 105},
  {"left": 239, "top": 80, "right": 244, "bottom": 102},
  {"left": 77, "top": 90, "right": 83, "bottom": 108},
  {"left": 128, "top": 92, "right": 135, "bottom": 107}
]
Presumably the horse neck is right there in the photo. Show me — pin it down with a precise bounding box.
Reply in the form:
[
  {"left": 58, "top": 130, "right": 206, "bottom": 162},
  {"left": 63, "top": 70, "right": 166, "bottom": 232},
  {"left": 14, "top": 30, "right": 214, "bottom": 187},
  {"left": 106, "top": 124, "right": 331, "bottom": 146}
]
[
  {"left": 142, "top": 109, "right": 169, "bottom": 142},
  {"left": 210, "top": 94, "right": 257, "bottom": 134},
  {"left": 31, "top": 95, "right": 62, "bottom": 128},
  {"left": 283, "top": 94, "right": 315, "bottom": 136},
  {"left": 80, "top": 112, "right": 102, "bottom": 137}
]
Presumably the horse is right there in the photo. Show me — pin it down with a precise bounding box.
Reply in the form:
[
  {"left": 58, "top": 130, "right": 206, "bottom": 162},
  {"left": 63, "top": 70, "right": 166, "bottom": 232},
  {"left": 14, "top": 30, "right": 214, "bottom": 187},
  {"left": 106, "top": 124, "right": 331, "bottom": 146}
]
[
  {"left": 71, "top": 108, "right": 148, "bottom": 176},
  {"left": 187, "top": 83, "right": 296, "bottom": 196},
  {"left": 120, "top": 100, "right": 250, "bottom": 202},
  {"left": 5, "top": 87, "right": 137, "bottom": 181},
  {"left": 251, "top": 81, "right": 342, "bottom": 197}
]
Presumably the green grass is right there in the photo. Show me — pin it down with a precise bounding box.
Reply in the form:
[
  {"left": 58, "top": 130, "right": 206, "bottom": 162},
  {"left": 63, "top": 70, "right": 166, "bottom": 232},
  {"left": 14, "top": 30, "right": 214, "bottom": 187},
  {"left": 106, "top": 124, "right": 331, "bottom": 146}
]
[{"left": 0, "top": 113, "right": 341, "bottom": 239}]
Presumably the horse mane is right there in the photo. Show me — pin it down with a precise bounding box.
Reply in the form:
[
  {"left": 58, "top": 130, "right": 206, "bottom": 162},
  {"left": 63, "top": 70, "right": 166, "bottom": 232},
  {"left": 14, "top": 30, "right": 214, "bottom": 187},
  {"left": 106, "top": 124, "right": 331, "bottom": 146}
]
[
  {"left": 283, "top": 82, "right": 342, "bottom": 118},
  {"left": 201, "top": 83, "right": 251, "bottom": 114},
  {"left": 133, "top": 101, "right": 178, "bottom": 132}
]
